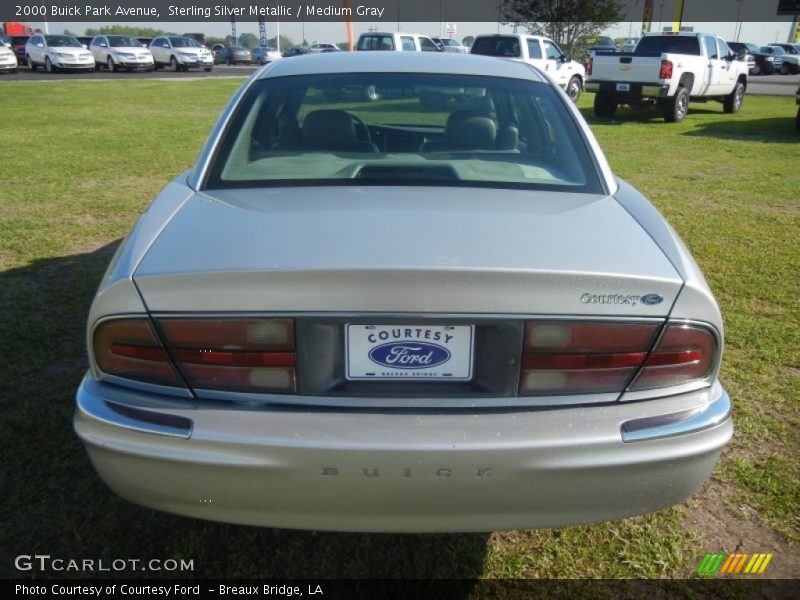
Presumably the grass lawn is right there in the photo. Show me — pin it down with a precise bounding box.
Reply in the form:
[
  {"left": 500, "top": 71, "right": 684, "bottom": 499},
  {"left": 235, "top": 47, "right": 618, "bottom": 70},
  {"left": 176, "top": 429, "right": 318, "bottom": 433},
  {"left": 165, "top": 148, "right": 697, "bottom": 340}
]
[{"left": 0, "top": 79, "right": 797, "bottom": 583}]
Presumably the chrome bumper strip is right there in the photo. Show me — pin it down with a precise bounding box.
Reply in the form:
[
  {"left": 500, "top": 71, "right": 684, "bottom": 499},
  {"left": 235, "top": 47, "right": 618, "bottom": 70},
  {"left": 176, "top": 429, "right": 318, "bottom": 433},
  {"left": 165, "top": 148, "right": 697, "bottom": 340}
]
[
  {"left": 76, "top": 381, "right": 193, "bottom": 439},
  {"left": 621, "top": 388, "right": 731, "bottom": 443}
]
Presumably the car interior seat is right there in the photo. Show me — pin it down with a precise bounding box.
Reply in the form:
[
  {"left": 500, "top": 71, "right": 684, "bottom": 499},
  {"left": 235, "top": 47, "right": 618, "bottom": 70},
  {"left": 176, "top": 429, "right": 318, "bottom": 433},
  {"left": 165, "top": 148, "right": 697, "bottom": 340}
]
[
  {"left": 421, "top": 110, "right": 519, "bottom": 152},
  {"left": 301, "top": 110, "right": 378, "bottom": 152}
]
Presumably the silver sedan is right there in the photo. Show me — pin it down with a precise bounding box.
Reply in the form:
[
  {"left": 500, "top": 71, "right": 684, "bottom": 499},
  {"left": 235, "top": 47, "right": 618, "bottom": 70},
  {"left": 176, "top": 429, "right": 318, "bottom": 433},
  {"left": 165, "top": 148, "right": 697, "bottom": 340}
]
[{"left": 75, "top": 52, "right": 731, "bottom": 532}]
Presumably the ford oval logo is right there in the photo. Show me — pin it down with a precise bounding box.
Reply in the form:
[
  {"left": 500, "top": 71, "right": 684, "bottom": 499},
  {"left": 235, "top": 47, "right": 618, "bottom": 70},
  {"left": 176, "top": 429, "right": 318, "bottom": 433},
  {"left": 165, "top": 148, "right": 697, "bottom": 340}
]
[
  {"left": 368, "top": 342, "right": 451, "bottom": 370},
  {"left": 641, "top": 293, "right": 664, "bottom": 306}
]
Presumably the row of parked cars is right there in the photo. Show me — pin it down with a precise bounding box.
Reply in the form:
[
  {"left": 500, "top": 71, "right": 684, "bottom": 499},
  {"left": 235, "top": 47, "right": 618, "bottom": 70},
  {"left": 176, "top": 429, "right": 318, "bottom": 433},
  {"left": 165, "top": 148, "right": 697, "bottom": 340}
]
[
  {"left": 0, "top": 31, "right": 475, "bottom": 73},
  {"left": 0, "top": 33, "right": 219, "bottom": 72},
  {"left": 727, "top": 42, "right": 800, "bottom": 75}
]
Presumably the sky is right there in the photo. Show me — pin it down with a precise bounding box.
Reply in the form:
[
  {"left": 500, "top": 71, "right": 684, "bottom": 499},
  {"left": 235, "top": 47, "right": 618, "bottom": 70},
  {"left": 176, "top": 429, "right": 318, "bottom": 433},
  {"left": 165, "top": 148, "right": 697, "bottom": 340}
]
[{"left": 35, "top": 20, "right": 798, "bottom": 47}]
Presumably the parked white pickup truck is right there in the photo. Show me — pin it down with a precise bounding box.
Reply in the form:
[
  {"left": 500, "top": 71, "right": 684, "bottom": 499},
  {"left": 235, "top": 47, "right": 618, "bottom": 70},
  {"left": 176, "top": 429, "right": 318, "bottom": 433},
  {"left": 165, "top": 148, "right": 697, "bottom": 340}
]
[
  {"left": 471, "top": 34, "right": 585, "bottom": 103},
  {"left": 586, "top": 32, "right": 748, "bottom": 122}
]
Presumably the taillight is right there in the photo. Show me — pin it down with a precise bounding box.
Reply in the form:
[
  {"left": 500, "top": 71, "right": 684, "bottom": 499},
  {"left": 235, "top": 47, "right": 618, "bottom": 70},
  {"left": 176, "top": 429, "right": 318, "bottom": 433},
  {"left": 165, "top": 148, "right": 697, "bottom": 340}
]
[
  {"left": 93, "top": 318, "right": 184, "bottom": 387},
  {"left": 93, "top": 317, "right": 297, "bottom": 394},
  {"left": 519, "top": 320, "right": 717, "bottom": 396},
  {"left": 520, "top": 321, "right": 659, "bottom": 395},
  {"left": 659, "top": 59, "right": 673, "bottom": 79},
  {"left": 629, "top": 323, "right": 716, "bottom": 390},
  {"left": 587, "top": 57, "right": 593, "bottom": 76},
  {"left": 158, "top": 318, "right": 296, "bottom": 394}
]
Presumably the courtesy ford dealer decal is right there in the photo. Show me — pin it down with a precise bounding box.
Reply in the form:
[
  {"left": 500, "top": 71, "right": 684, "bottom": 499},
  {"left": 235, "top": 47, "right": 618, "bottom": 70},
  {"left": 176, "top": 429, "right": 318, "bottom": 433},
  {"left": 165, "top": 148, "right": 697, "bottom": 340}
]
[{"left": 346, "top": 325, "right": 474, "bottom": 381}]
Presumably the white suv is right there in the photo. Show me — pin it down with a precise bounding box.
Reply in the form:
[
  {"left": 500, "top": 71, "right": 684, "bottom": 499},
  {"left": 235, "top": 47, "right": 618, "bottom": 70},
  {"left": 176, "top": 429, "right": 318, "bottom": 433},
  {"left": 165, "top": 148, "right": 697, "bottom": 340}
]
[
  {"left": 150, "top": 36, "right": 213, "bottom": 72},
  {"left": 90, "top": 35, "right": 154, "bottom": 72},
  {"left": 356, "top": 32, "right": 441, "bottom": 53},
  {"left": 25, "top": 34, "right": 95, "bottom": 72},
  {"left": 471, "top": 34, "right": 585, "bottom": 102}
]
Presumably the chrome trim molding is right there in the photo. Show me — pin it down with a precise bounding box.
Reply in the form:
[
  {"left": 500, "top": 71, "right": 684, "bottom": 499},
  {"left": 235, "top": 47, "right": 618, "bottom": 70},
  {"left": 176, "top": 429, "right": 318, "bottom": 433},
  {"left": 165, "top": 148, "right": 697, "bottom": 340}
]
[
  {"left": 148, "top": 311, "right": 666, "bottom": 323},
  {"left": 76, "top": 381, "right": 193, "bottom": 439},
  {"left": 193, "top": 387, "right": 621, "bottom": 409},
  {"left": 621, "top": 387, "right": 730, "bottom": 443}
]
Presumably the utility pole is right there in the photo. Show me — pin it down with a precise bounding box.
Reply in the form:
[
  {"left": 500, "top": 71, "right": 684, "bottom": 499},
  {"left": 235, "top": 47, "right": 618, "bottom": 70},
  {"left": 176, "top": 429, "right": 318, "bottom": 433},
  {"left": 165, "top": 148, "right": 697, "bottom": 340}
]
[{"left": 734, "top": 0, "right": 745, "bottom": 42}]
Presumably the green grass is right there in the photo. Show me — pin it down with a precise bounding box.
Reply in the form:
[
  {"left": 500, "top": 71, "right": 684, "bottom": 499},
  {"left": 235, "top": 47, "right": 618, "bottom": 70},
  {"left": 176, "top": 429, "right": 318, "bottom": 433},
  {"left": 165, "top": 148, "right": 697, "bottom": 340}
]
[{"left": 0, "top": 80, "right": 797, "bottom": 582}]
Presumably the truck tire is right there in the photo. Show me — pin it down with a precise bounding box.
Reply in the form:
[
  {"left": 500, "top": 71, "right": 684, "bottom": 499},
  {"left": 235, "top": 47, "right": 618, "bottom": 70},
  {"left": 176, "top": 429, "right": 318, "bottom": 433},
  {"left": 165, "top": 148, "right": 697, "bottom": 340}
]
[
  {"left": 663, "top": 87, "right": 689, "bottom": 123},
  {"left": 796, "top": 107, "right": 800, "bottom": 133},
  {"left": 593, "top": 93, "right": 617, "bottom": 118},
  {"left": 723, "top": 81, "right": 745, "bottom": 113},
  {"left": 565, "top": 76, "right": 582, "bottom": 103}
]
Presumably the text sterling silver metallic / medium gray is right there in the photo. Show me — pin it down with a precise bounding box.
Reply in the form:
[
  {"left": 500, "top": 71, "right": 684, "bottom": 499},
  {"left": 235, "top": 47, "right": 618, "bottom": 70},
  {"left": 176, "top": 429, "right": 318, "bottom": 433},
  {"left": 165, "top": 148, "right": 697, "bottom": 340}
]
[{"left": 75, "top": 52, "right": 732, "bottom": 532}]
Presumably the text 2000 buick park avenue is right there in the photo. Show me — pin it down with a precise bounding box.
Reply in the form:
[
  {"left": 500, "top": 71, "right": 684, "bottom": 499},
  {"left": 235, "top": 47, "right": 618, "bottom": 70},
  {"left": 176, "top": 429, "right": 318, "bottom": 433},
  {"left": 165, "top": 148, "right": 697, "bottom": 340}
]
[{"left": 75, "top": 52, "right": 732, "bottom": 532}]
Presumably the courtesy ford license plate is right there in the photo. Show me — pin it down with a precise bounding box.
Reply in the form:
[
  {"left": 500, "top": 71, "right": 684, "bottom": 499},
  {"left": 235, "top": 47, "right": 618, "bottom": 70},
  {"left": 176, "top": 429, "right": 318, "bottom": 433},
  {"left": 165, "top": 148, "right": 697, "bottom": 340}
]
[
  {"left": 346, "top": 324, "right": 474, "bottom": 381},
  {"left": 616, "top": 83, "right": 631, "bottom": 91}
]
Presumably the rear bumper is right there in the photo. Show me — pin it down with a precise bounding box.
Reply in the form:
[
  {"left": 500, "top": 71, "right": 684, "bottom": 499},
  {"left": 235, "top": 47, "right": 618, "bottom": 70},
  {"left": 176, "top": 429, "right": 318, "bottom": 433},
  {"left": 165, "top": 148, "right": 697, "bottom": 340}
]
[
  {"left": 74, "top": 376, "right": 732, "bottom": 532},
  {"left": 586, "top": 80, "right": 670, "bottom": 98}
]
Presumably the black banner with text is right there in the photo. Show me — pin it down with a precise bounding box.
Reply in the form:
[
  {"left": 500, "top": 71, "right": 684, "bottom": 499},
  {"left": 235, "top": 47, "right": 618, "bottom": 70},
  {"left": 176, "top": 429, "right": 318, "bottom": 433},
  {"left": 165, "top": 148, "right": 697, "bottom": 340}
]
[{"left": 0, "top": 0, "right": 797, "bottom": 23}]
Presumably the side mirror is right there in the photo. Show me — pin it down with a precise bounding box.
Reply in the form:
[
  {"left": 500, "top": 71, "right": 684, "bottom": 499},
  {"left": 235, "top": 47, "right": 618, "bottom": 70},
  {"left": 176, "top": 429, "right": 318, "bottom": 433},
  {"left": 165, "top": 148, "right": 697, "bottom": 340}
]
[{"left": 561, "top": 52, "right": 571, "bottom": 63}]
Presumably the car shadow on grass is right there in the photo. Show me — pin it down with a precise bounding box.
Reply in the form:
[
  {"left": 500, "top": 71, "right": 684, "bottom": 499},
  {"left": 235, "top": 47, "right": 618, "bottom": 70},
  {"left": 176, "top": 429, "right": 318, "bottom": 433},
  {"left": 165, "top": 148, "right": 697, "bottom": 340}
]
[
  {"left": 579, "top": 104, "right": 729, "bottom": 126},
  {"left": 0, "top": 242, "right": 490, "bottom": 582},
  {"left": 681, "top": 116, "right": 800, "bottom": 144}
]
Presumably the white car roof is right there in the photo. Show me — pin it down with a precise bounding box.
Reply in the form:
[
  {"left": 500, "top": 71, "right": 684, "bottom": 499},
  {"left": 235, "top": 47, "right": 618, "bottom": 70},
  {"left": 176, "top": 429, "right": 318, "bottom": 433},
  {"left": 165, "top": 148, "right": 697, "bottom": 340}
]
[
  {"left": 473, "top": 33, "right": 549, "bottom": 41},
  {"left": 257, "top": 51, "right": 548, "bottom": 83},
  {"left": 642, "top": 31, "right": 716, "bottom": 38}
]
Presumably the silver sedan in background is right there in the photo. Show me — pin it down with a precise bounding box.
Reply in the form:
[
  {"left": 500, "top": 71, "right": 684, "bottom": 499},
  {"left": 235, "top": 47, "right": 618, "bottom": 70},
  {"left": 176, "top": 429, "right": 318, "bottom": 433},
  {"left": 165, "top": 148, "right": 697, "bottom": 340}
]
[
  {"left": 251, "top": 47, "right": 282, "bottom": 65},
  {"left": 75, "top": 52, "right": 731, "bottom": 533}
]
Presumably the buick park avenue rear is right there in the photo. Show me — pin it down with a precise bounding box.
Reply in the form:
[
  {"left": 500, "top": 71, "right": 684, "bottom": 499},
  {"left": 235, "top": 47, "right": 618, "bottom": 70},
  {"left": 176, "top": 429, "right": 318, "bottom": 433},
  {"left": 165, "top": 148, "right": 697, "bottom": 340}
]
[{"left": 75, "top": 53, "right": 731, "bottom": 532}]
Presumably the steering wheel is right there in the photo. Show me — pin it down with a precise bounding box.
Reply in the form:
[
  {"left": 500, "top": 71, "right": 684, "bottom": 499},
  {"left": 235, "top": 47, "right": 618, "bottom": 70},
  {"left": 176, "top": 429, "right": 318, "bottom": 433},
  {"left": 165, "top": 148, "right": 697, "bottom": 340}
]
[{"left": 349, "top": 113, "right": 372, "bottom": 144}]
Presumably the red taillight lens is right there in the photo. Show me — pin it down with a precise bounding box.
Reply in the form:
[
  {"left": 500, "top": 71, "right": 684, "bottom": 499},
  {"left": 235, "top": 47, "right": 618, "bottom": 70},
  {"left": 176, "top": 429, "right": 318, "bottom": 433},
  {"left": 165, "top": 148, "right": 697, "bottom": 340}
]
[
  {"left": 587, "top": 57, "right": 593, "bottom": 76},
  {"left": 93, "top": 318, "right": 184, "bottom": 387},
  {"left": 158, "top": 318, "right": 297, "bottom": 393},
  {"left": 520, "top": 321, "right": 659, "bottom": 396},
  {"left": 629, "top": 324, "right": 716, "bottom": 390},
  {"left": 93, "top": 317, "right": 298, "bottom": 394},
  {"left": 519, "top": 320, "right": 717, "bottom": 397},
  {"left": 659, "top": 59, "right": 673, "bottom": 79}
]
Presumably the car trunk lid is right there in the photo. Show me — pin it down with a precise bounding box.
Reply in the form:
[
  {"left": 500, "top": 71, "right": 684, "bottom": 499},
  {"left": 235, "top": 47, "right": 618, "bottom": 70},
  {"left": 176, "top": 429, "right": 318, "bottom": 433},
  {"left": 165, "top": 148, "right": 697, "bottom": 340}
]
[{"left": 133, "top": 186, "right": 682, "bottom": 316}]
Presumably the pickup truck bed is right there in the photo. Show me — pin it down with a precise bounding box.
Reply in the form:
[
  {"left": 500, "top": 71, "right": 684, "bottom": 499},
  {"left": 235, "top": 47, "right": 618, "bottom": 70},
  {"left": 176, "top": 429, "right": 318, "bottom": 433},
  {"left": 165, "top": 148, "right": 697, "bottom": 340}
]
[{"left": 586, "top": 33, "right": 748, "bottom": 123}]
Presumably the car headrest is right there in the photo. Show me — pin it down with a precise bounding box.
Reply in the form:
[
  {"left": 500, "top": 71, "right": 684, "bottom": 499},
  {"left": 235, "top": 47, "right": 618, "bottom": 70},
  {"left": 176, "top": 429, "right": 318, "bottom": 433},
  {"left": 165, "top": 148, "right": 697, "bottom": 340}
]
[
  {"left": 445, "top": 110, "right": 497, "bottom": 150},
  {"left": 302, "top": 110, "right": 356, "bottom": 149}
]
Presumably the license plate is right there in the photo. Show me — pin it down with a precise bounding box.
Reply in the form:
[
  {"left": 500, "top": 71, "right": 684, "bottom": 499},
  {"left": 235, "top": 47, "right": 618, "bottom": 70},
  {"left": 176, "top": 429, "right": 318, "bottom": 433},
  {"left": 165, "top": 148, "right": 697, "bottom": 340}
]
[
  {"left": 345, "top": 324, "right": 474, "bottom": 381},
  {"left": 616, "top": 83, "right": 631, "bottom": 92}
]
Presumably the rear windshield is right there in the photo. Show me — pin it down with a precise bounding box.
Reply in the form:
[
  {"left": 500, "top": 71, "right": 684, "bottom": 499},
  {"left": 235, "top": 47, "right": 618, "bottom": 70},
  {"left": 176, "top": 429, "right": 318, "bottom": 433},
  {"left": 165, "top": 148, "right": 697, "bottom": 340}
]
[
  {"left": 357, "top": 35, "right": 394, "bottom": 51},
  {"left": 635, "top": 36, "right": 701, "bottom": 56},
  {"left": 471, "top": 36, "right": 521, "bottom": 58},
  {"left": 204, "top": 73, "right": 602, "bottom": 193}
]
